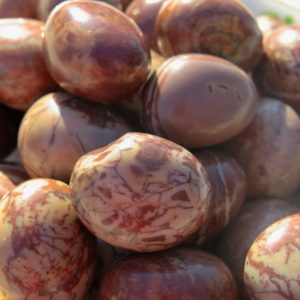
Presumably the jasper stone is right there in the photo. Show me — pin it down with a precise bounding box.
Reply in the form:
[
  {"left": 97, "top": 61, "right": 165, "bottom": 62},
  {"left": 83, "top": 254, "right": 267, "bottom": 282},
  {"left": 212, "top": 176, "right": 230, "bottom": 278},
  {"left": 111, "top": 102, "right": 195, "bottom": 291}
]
[
  {"left": 126, "top": 0, "right": 165, "bottom": 52},
  {"left": 254, "top": 25, "right": 300, "bottom": 112},
  {"left": 140, "top": 54, "right": 258, "bottom": 149},
  {"left": 43, "top": 1, "right": 150, "bottom": 103},
  {"left": 224, "top": 98, "right": 300, "bottom": 198},
  {"left": 213, "top": 198, "right": 300, "bottom": 300},
  {"left": 189, "top": 150, "right": 246, "bottom": 246},
  {"left": 0, "top": 19, "right": 57, "bottom": 111},
  {"left": 37, "top": 0, "right": 122, "bottom": 21},
  {"left": 111, "top": 50, "right": 166, "bottom": 129},
  {"left": 18, "top": 92, "right": 131, "bottom": 182},
  {"left": 244, "top": 213, "right": 300, "bottom": 300},
  {"left": 99, "top": 248, "right": 238, "bottom": 300},
  {"left": 0, "top": 179, "right": 96, "bottom": 300},
  {"left": 70, "top": 132, "right": 211, "bottom": 252},
  {"left": 156, "top": 0, "right": 263, "bottom": 71}
]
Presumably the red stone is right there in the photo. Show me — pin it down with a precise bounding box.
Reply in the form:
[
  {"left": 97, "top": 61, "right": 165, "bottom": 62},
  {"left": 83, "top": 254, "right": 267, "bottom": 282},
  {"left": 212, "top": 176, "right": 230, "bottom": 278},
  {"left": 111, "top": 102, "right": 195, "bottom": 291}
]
[
  {"left": 37, "top": 0, "right": 122, "bottom": 21},
  {"left": 254, "top": 25, "right": 300, "bottom": 112},
  {"left": 70, "top": 132, "right": 211, "bottom": 252},
  {"left": 187, "top": 150, "right": 246, "bottom": 246},
  {"left": 213, "top": 198, "right": 299, "bottom": 299},
  {"left": 224, "top": 98, "right": 300, "bottom": 198},
  {"left": 156, "top": 0, "right": 263, "bottom": 71},
  {"left": 140, "top": 54, "right": 258, "bottom": 148},
  {"left": 244, "top": 213, "right": 300, "bottom": 299},
  {"left": 43, "top": 1, "right": 150, "bottom": 103},
  {"left": 99, "top": 248, "right": 238, "bottom": 300},
  {"left": 0, "top": 178, "right": 96, "bottom": 299},
  {"left": 126, "top": 0, "right": 164, "bottom": 52},
  {"left": 0, "top": 19, "right": 57, "bottom": 111}
]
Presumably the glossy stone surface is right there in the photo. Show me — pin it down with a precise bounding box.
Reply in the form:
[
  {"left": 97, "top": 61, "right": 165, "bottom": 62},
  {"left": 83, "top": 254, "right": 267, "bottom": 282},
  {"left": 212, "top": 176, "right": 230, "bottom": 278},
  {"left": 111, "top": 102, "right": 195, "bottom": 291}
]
[
  {"left": 213, "top": 198, "right": 300, "bottom": 300},
  {"left": 224, "top": 98, "right": 300, "bottom": 198},
  {"left": 18, "top": 92, "right": 131, "bottom": 182},
  {"left": 37, "top": 0, "right": 122, "bottom": 21},
  {"left": 0, "top": 0, "right": 37, "bottom": 18},
  {"left": 188, "top": 150, "right": 246, "bottom": 246},
  {"left": 111, "top": 50, "right": 165, "bottom": 129},
  {"left": 254, "top": 25, "right": 300, "bottom": 112},
  {"left": 140, "top": 54, "right": 258, "bottom": 149},
  {"left": 0, "top": 163, "right": 29, "bottom": 185},
  {"left": 70, "top": 132, "right": 211, "bottom": 252},
  {"left": 0, "top": 105, "right": 19, "bottom": 159},
  {"left": 0, "top": 19, "right": 57, "bottom": 111},
  {"left": 244, "top": 213, "right": 300, "bottom": 300},
  {"left": 256, "top": 14, "right": 283, "bottom": 37},
  {"left": 99, "top": 248, "right": 238, "bottom": 300},
  {"left": 43, "top": 1, "right": 150, "bottom": 103},
  {"left": 0, "top": 178, "right": 96, "bottom": 300},
  {"left": 126, "top": 0, "right": 164, "bottom": 52},
  {"left": 156, "top": 0, "right": 263, "bottom": 71}
]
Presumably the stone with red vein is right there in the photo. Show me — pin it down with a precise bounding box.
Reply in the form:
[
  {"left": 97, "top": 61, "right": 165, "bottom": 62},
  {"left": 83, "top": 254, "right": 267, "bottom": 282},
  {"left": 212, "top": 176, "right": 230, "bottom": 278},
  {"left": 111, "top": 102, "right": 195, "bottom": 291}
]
[
  {"left": 244, "top": 213, "right": 300, "bottom": 300},
  {"left": 0, "top": 178, "right": 96, "bottom": 300},
  {"left": 187, "top": 150, "right": 247, "bottom": 246},
  {"left": 0, "top": 19, "right": 57, "bottom": 111},
  {"left": 70, "top": 132, "right": 211, "bottom": 252}
]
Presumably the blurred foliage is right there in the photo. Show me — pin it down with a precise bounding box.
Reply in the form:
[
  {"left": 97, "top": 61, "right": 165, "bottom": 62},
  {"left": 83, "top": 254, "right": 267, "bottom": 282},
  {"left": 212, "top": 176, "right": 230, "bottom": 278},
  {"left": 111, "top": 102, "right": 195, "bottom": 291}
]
[{"left": 262, "top": 10, "right": 294, "bottom": 24}]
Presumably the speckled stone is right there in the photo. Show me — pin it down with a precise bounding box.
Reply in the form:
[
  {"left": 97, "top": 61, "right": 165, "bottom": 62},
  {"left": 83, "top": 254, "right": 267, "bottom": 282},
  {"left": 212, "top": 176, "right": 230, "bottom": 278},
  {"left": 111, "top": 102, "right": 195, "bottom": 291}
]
[
  {"left": 213, "top": 198, "right": 300, "bottom": 300},
  {"left": 126, "top": 0, "right": 164, "bottom": 52},
  {"left": 224, "top": 98, "right": 300, "bottom": 198},
  {"left": 43, "top": 1, "right": 150, "bottom": 103},
  {"left": 0, "top": 0, "right": 38, "bottom": 18},
  {"left": 244, "top": 213, "right": 300, "bottom": 300},
  {"left": 37, "top": 0, "right": 122, "bottom": 21},
  {"left": 18, "top": 92, "right": 131, "bottom": 182},
  {"left": 156, "top": 0, "right": 263, "bottom": 71},
  {"left": 99, "top": 248, "right": 238, "bottom": 300},
  {"left": 140, "top": 54, "right": 258, "bottom": 149},
  {"left": 188, "top": 150, "right": 246, "bottom": 246},
  {"left": 0, "top": 19, "right": 57, "bottom": 111},
  {"left": 70, "top": 132, "right": 211, "bottom": 252},
  {"left": 0, "top": 178, "right": 96, "bottom": 300},
  {"left": 254, "top": 25, "right": 300, "bottom": 112}
]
